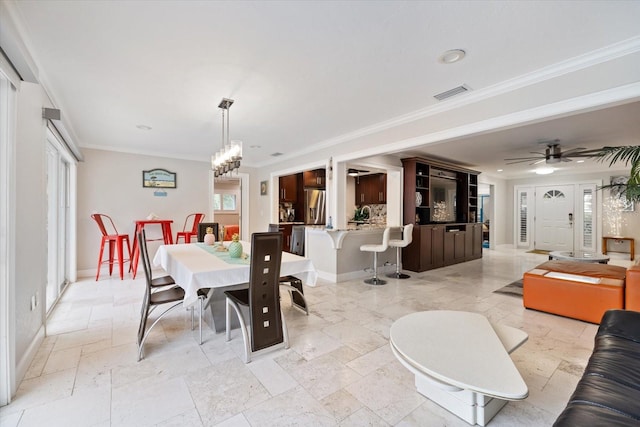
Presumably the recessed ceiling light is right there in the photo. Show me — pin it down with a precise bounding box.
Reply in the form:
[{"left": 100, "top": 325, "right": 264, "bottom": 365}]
[
  {"left": 136, "top": 124, "right": 152, "bottom": 130},
  {"left": 535, "top": 167, "right": 554, "bottom": 175},
  {"left": 577, "top": 160, "right": 585, "bottom": 163},
  {"left": 497, "top": 169, "right": 503, "bottom": 172},
  {"left": 438, "top": 49, "right": 466, "bottom": 64}
]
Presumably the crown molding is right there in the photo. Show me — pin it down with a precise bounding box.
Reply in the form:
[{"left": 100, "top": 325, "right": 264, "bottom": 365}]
[{"left": 260, "top": 36, "right": 640, "bottom": 167}]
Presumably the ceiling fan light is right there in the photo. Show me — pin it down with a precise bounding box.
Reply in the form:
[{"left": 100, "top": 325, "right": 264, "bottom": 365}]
[
  {"left": 546, "top": 156, "right": 562, "bottom": 164},
  {"left": 535, "top": 167, "right": 554, "bottom": 175}
]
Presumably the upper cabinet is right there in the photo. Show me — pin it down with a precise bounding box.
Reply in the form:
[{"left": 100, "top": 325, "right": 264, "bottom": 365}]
[
  {"left": 303, "top": 168, "right": 326, "bottom": 188},
  {"left": 355, "top": 173, "right": 387, "bottom": 205},
  {"left": 279, "top": 174, "right": 298, "bottom": 202},
  {"left": 402, "top": 157, "right": 479, "bottom": 225}
]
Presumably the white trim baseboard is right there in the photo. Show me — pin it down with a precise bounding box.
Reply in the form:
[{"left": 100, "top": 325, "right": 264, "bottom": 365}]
[{"left": 15, "top": 325, "right": 44, "bottom": 388}]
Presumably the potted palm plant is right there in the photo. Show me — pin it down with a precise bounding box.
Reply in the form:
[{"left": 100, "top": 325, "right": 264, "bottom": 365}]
[{"left": 592, "top": 146, "right": 640, "bottom": 203}]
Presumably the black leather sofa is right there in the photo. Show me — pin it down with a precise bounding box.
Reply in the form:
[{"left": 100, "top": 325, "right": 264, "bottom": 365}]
[{"left": 554, "top": 309, "right": 640, "bottom": 426}]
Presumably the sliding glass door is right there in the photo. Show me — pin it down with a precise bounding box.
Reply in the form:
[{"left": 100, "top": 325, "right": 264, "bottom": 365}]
[{"left": 45, "top": 130, "right": 72, "bottom": 313}]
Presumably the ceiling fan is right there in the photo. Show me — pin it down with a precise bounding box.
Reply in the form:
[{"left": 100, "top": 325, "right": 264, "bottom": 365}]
[{"left": 505, "top": 141, "right": 598, "bottom": 165}]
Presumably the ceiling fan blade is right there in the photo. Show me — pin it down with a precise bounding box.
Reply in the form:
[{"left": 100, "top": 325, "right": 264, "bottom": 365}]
[
  {"left": 533, "top": 159, "right": 546, "bottom": 165},
  {"left": 504, "top": 155, "right": 541, "bottom": 161},
  {"left": 505, "top": 158, "right": 539, "bottom": 165},
  {"left": 560, "top": 157, "right": 572, "bottom": 162},
  {"left": 562, "top": 147, "right": 587, "bottom": 156}
]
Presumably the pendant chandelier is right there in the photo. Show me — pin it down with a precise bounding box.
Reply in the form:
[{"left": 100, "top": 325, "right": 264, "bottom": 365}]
[{"left": 211, "top": 98, "right": 242, "bottom": 177}]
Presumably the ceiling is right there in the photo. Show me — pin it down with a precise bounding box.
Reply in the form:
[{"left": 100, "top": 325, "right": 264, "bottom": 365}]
[{"left": 6, "top": 1, "right": 640, "bottom": 178}]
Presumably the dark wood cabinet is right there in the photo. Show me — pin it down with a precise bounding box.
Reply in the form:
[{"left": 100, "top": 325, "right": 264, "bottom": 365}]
[
  {"left": 444, "top": 228, "right": 466, "bottom": 266},
  {"left": 405, "top": 223, "right": 482, "bottom": 272},
  {"left": 403, "top": 224, "right": 444, "bottom": 271},
  {"left": 355, "top": 173, "right": 387, "bottom": 205},
  {"left": 279, "top": 174, "right": 298, "bottom": 202},
  {"left": 401, "top": 157, "right": 482, "bottom": 272},
  {"left": 303, "top": 169, "right": 326, "bottom": 188}
]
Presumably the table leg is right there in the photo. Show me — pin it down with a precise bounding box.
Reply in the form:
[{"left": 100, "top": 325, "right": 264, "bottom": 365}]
[
  {"left": 130, "top": 224, "right": 144, "bottom": 278},
  {"left": 630, "top": 239, "right": 635, "bottom": 261},
  {"left": 162, "top": 223, "right": 174, "bottom": 245}
]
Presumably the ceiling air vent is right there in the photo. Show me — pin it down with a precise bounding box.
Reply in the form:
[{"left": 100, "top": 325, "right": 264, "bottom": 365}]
[
  {"left": 434, "top": 84, "right": 471, "bottom": 101},
  {"left": 270, "top": 152, "right": 284, "bottom": 157}
]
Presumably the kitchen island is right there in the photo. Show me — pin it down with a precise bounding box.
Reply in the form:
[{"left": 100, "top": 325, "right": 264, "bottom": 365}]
[{"left": 306, "top": 226, "right": 400, "bottom": 282}]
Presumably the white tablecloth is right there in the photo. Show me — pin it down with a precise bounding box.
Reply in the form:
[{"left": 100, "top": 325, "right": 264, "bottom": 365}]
[{"left": 153, "top": 242, "right": 318, "bottom": 306}]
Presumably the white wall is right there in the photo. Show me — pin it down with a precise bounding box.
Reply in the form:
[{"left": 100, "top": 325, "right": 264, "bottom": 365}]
[
  {"left": 77, "top": 149, "right": 212, "bottom": 274},
  {"left": 14, "top": 82, "right": 49, "bottom": 375}
]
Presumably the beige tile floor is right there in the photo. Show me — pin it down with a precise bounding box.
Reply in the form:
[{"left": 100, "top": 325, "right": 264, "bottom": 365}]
[{"left": 1, "top": 247, "right": 632, "bottom": 426}]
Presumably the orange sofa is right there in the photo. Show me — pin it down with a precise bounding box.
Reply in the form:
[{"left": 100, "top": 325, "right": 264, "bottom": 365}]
[{"left": 523, "top": 260, "right": 640, "bottom": 324}]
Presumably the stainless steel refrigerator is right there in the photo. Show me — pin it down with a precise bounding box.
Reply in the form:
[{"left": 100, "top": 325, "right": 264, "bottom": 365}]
[{"left": 305, "top": 189, "right": 326, "bottom": 224}]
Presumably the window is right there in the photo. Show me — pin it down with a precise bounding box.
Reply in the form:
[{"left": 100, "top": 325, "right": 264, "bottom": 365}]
[
  {"left": 519, "top": 192, "right": 528, "bottom": 244},
  {"left": 213, "top": 193, "right": 237, "bottom": 211},
  {"left": 543, "top": 190, "right": 565, "bottom": 199}
]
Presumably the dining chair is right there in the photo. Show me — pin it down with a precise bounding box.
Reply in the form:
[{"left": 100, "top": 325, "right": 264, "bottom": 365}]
[
  {"left": 266, "top": 224, "right": 309, "bottom": 314},
  {"left": 137, "top": 229, "right": 176, "bottom": 291},
  {"left": 289, "top": 225, "right": 305, "bottom": 256},
  {"left": 225, "top": 232, "right": 289, "bottom": 363},
  {"left": 175, "top": 213, "right": 205, "bottom": 243},
  {"left": 137, "top": 230, "right": 206, "bottom": 360},
  {"left": 91, "top": 213, "right": 132, "bottom": 280},
  {"left": 197, "top": 222, "right": 219, "bottom": 242}
]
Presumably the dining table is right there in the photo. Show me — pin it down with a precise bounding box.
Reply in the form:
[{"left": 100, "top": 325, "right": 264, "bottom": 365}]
[
  {"left": 153, "top": 241, "right": 317, "bottom": 332},
  {"left": 131, "top": 219, "right": 174, "bottom": 278}
]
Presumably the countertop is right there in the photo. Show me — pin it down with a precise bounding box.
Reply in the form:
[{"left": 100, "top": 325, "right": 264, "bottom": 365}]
[{"left": 278, "top": 222, "right": 306, "bottom": 225}]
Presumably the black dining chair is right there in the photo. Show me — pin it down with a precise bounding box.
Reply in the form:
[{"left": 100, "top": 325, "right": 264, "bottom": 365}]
[
  {"left": 137, "top": 230, "right": 186, "bottom": 360},
  {"left": 267, "top": 224, "right": 309, "bottom": 315},
  {"left": 137, "top": 230, "right": 208, "bottom": 359},
  {"left": 224, "top": 232, "right": 289, "bottom": 363}
]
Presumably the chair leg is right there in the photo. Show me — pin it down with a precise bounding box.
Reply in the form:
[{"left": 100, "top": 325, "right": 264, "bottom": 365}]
[
  {"left": 280, "top": 308, "right": 290, "bottom": 350},
  {"left": 365, "top": 252, "right": 386, "bottom": 285},
  {"left": 138, "top": 301, "right": 183, "bottom": 361},
  {"left": 96, "top": 238, "right": 106, "bottom": 281},
  {"left": 225, "top": 297, "right": 251, "bottom": 363},
  {"left": 387, "top": 246, "right": 410, "bottom": 279},
  {"left": 199, "top": 296, "right": 203, "bottom": 345},
  {"left": 108, "top": 240, "right": 115, "bottom": 277},
  {"left": 279, "top": 283, "right": 309, "bottom": 315},
  {"left": 117, "top": 238, "right": 125, "bottom": 280}
]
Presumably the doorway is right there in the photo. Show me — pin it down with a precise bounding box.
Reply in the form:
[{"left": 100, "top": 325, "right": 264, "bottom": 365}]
[
  {"left": 516, "top": 182, "right": 598, "bottom": 252},
  {"left": 213, "top": 177, "right": 241, "bottom": 240},
  {"left": 534, "top": 185, "right": 575, "bottom": 251}
]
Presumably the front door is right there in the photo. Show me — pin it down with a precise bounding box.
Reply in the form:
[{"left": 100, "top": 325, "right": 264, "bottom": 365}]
[{"left": 535, "top": 185, "right": 574, "bottom": 251}]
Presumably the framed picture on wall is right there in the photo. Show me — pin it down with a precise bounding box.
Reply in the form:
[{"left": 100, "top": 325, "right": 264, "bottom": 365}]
[
  {"left": 260, "top": 180, "right": 268, "bottom": 196},
  {"left": 143, "top": 168, "right": 177, "bottom": 188},
  {"left": 611, "top": 175, "right": 634, "bottom": 211}
]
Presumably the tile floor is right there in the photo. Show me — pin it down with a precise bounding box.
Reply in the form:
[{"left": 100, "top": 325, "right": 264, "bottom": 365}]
[{"left": 1, "top": 247, "right": 632, "bottom": 426}]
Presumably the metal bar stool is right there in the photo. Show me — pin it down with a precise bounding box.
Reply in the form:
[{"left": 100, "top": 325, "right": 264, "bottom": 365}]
[
  {"left": 360, "top": 227, "right": 391, "bottom": 285},
  {"left": 387, "top": 224, "right": 414, "bottom": 279},
  {"left": 91, "top": 213, "right": 131, "bottom": 280}
]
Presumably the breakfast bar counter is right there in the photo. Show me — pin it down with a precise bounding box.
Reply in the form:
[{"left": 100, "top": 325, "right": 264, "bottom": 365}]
[{"left": 305, "top": 226, "right": 400, "bottom": 282}]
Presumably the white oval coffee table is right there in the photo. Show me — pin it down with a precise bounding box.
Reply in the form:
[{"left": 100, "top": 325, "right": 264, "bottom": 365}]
[
  {"left": 390, "top": 311, "right": 528, "bottom": 426},
  {"left": 548, "top": 250, "right": 610, "bottom": 264}
]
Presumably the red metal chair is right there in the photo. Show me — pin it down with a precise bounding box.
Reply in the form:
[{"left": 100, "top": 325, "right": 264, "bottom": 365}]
[
  {"left": 176, "top": 213, "right": 205, "bottom": 243},
  {"left": 91, "top": 213, "right": 132, "bottom": 280}
]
